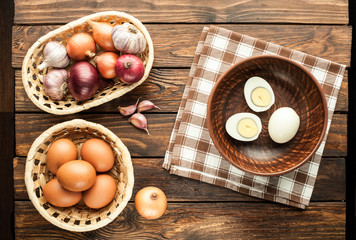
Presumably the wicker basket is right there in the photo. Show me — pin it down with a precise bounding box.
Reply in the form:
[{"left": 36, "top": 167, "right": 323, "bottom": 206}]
[
  {"left": 22, "top": 11, "right": 154, "bottom": 115},
  {"left": 24, "top": 119, "right": 134, "bottom": 232}
]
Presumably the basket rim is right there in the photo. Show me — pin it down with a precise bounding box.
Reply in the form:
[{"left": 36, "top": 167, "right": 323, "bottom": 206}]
[
  {"left": 24, "top": 119, "right": 134, "bottom": 232},
  {"left": 21, "top": 11, "right": 154, "bottom": 115}
]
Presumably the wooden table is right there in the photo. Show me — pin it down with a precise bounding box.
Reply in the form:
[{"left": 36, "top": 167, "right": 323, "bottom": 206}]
[{"left": 2, "top": 0, "right": 354, "bottom": 238}]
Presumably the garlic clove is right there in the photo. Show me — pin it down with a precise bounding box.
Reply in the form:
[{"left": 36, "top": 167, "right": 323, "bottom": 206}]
[
  {"left": 137, "top": 100, "right": 161, "bottom": 113},
  {"left": 118, "top": 97, "right": 140, "bottom": 116},
  {"left": 129, "top": 113, "right": 149, "bottom": 135}
]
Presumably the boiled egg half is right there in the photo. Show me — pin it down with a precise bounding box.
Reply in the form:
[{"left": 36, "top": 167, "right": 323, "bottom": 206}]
[
  {"left": 244, "top": 76, "right": 275, "bottom": 112},
  {"left": 225, "top": 113, "right": 262, "bottom": 142}
]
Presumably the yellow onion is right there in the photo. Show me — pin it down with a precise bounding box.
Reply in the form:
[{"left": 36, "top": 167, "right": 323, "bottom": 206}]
[
  {"left": 135, "top": 186, "right": 167, "bottom": 219},
  {"left": 87, "top": 20, "right": 116, "bottom": 51},
  {"left": 66, "top": 33, "right": 96, "bottom": 61},
  {"left": 95, "top": 52, "right": 119, "bottom": 79}
]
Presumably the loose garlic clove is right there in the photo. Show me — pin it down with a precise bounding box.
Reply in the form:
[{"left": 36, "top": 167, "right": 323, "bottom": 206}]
[
  {"left": 118, "top": 98, "right": 140, "bottom": 116},
  {"left": 129, "top": 113, "right": 149, "bottom": 135},
  {"left": 137, "top": 100, "right": 161, "bottom": 113}
]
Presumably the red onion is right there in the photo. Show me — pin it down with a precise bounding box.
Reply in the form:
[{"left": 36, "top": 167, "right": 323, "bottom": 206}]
[
  {"left": 68, "top": 61, "right": 99, "bottom": 101},
  {"left": 115, "top": 54, "right": 144, "bottom": 84}
]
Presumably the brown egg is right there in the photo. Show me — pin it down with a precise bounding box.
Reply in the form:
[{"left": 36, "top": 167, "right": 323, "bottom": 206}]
[
  {"left": 57, "top": 160, "right": 96, "bottom": 192},
  {"left": 83, "top": 174, "right": 117, "bottom": 209},
  {"left": 43, "top": 179, "right": 82, "bottom": 207},
  {"left": 46, "top": 138, "right": 78, "bottom": 175},
  {"left": 81, "top": 138, "right": 115, "bottom": 172}
]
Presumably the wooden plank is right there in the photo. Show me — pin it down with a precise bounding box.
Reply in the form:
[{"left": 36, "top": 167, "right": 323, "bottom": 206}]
[
  {"left": 15, "top": 201, "right": 345, "bottom": 239},
  {"left": 14, "top": 0, "right": 349, "bottom": 25},
  {"left": 12, "top": 24, "right": 352, "bottom": 68},
  {"left": 13, "top": 156, "right": 346, "bottom": 202},
  {"left": 15, "top": 68, "right": 189, "bottom": 113},
  {"left": 14, "top": 69, "right": 349, "bottom": 112},
  {"left": 15, "top": 113, "right": 347, "bottom": 157}
]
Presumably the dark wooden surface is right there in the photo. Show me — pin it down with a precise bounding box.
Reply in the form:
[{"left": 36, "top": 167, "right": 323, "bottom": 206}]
[
  {"left": 0, "top": 0, "right": 14, "bottom": 239},
  {"left": 6, "top": 0, "right": 354, "bottom": 239}
]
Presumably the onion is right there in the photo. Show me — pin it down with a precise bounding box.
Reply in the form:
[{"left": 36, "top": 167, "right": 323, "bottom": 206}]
[
  {"left": 68, "top": 61, "right": 99, "bottom": 101},
  {"left": 87, "top": 20, "right": 116, "bottom": 51},
  {"left": 66, "top": 33, "right": 96, "bottom": 61},
  {"left": 134, "top": 186, "right": 167, "bottom": 219},
  {"left": 43, "top": 69, "right": 68, "bottom": 101},
  {"left": 115, "top": 54, "right": 144, "bottom": 84},
  {"left": 95, "top": 52, "right": 119, "bottom": 79},
  {"left": 98, "top": 76, "right": 115, "bottom": 90}
]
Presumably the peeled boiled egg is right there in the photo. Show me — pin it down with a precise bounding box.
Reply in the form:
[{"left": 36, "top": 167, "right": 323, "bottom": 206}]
[
  {"left": 81, "top": 138, "right": 115, "bottom": 172},
  {"left": 244, "top": 76, "right": 275, "bottom": 112},
  {"left": 225, "top": 113, "right": 262, "bottom": 141},
  {"left": 268, "top": 107, "right": 300, "bottom": 144},
  {"left": 43, "top": 179, "right": 82, "bottom": 207},
  {"left": 46, "top": 138, "right": 78, "bottom": 175},
  {"left": 83, "top": 174, "right": 117, "bottom": 209},
  {"left": 57, "top": 160, "right": 96, "bottom": 192}
]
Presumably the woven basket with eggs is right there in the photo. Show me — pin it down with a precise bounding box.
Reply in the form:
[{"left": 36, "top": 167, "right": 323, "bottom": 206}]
[
  {"left": 21, "top": 11, "right": 154, "bottom": 115},
  {"left": 24, "top": 119, "right": 134, "bottom": 232}
]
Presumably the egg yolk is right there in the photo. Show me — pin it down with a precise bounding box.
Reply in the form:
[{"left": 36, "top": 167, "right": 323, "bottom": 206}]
[
  {"left": 237, "top": 118, "right": 258, "bottom": 138},
  {"left": 251, "top": 87, "right": 271, "bottom": 107}
]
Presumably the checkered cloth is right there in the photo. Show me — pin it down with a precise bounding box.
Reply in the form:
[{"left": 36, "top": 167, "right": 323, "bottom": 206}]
[{"left": 163, "top": 25, "right": 346, "bottom": 208}]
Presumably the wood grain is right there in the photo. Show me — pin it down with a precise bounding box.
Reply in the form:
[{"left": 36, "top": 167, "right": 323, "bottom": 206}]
[
  {"left": 14, "top": 69, "right": 349, "bottom": 113},
  {"left": 15, "top": 201, "right": 346, "bottom": 239},
  {"left": 15, "top": 113, "right": 347, "bottom": 157},
  {"left": 14, "top": 0, "right": 349, "bottom": 25},
  {"left": 13, "top": 157, "right": 346, "bottom": 202},
  {"left": 12, "top": 24, "right": 352, "bottom": 68}
]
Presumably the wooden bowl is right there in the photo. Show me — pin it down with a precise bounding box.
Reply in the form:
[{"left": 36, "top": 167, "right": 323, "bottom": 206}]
[{"left": 207, "top": 55, "right": 328, "bottom": 176}]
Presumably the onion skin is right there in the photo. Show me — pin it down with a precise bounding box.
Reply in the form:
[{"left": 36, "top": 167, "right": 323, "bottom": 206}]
[
  {"left": 115, "top": 54, "right": 144, "bottom": 84},
  {"left": 68, "top": 61, "right": 99, "bottom": 101},
  {"left": 98, "top": 76, "right": 115, "bottom": 90},
  {"left": 95, "top": 52, "right": 119, "bottom": 79},
  {"left": 66, "top": 33, "right": 96, "bottom": 61},
  {"left": 135, "top": 186, "right": 167, "bottom": 220},
  {"left": 87, "top": 20, "right": 116, "bottom": 52}
]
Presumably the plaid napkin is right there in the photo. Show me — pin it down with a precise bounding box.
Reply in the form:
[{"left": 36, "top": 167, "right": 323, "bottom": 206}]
[{"left": 163, "top": 25, "right": 346, "bottom": 208}]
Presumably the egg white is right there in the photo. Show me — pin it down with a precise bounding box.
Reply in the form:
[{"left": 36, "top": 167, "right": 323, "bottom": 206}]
[
  {"left": 268, "top": 107, "right": 300, "bottom": 144},
  {"left": 225, "top": 113, "right": 262, "bottom": 142},
  {"left": 244, "top": 76, "right": 275, "bottom": 112}
]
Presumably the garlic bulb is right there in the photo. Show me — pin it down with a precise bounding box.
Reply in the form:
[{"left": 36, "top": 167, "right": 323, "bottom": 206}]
[
  {"left": 43, "top": 69, "right": 68, "bottom": 101},
  {"left": 111, "top": 23, "right": 146, "bottom": 54},
  {"left": 38, "top": 41, "right": 70, "bottom": 71}
]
